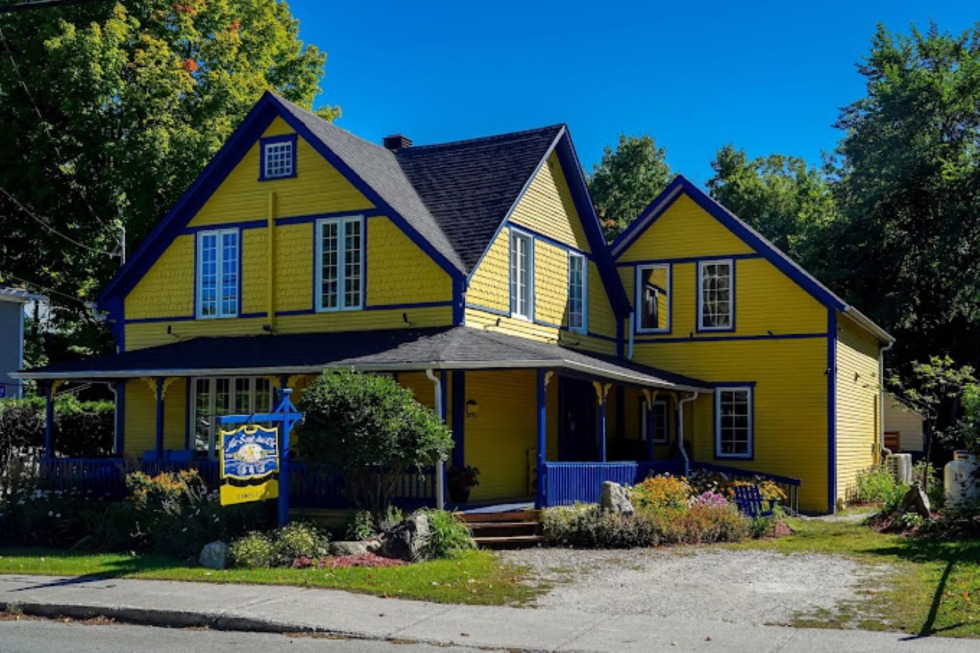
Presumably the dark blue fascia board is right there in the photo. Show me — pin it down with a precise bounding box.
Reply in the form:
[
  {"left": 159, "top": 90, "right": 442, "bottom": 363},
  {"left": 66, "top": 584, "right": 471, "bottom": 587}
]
[
  {"left": 827, "top": 309, "right": 838, "bottom": 512},
  {"left": 98, "top": 94, "right": 281, "bottom": 307},
  {"left": 452, "top": 276, "right": 465, "bottom": 326},
  {"left": 182, "top": 220, "right": 267, "bottom": 235},
  {"left": 258, "top": 133, "right": 298, "bottom": 181},
  {"left": 505, "top": 222, "right": 591, "bottom": 258},
  {"left": 633, "top": 332, "right": 828, "bottom": 344},
  {"left": 126, "top": 300, "right": 454, "bottom": 325},
  {"left": 266, "top": 96, "right": 466, "bottom": 286},
  {"left": 103, "top": 295, "right": 125, "bottom": 353},
  {"left": 617, "top": 253, "right": 763, "bottom": 267},
  {"left": 554, "top": 133, "right": 631, "bottom": 319}
]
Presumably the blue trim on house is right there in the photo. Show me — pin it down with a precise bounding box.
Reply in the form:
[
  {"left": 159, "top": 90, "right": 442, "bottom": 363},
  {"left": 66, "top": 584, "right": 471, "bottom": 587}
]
[
  {"left": 125, "top": 301, "right": 454, "bottom": 325},
  {"left": 610, "top": 176, "right": 848, "bottom": 313},
  {"left": 451, "top": 371, "right": 465, "bottom": 468},
  {"left": 452, "top": 276, "right": 465, "bottom": 326},
  {"left": 258, "top": 133, "right": 298, "bottom": 181},
  {"left": 366, "top": 300, "right": 453, "bottom": 312},
  {"left": 98, "top": 97, "right": 279, "bottom": 306},
  {"left": 712, "top": 382, "right": 756, "bottom": 461},
  {"left": 633, "top": 332, "right": 828, "bottom": 344},
  {"left": 695, "top": 258, "right": 735, "bottom": 334},
  {"left": 275, "top": 209, "right": 381, "bottom": 227},
  {"left": 181, "top": 220, "right": 267, "bottom": 235},
  {"left": 103, "top": 296, "right": 125, "bottom": 353},
  {"left": 236, "top": 228, "right": 243, "bottom": 318},
  {"left": 827, "top": 309, "right": 838, "bottom": 512},
  {"left": 362, "top": 214, "right": 369, "bottom": 308},
  {"left": 618, "top": 253, "right": 763, "bottom": 267},
  {"left": 504, "top": 222, "right": 591, "bottom": 258}
]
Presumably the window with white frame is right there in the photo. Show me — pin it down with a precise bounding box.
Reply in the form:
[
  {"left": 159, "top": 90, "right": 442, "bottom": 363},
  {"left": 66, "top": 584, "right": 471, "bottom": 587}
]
[
  {"left": 637, "top": 264, "right": 670, "bottom": 332},
  {"left": 640, "top": 398, "right": 669, "bottom": 443},
  {"left": 196, "top": 229, "right": 239, "bottom": 318},
  {"left": 510, "top": 230, "right": 533, "bottom": 319},
  {"left": 698, "top": 259, "right": 733, "bottom": 330},
  {"left": 191, "top": 377, "right": 273, "bottom": 456},
  {"left": 316, "top": 216, "right": 363, "bottom": 311},
  {"left": 567, "top": 252, "right": 587, "bottom": 333},
  {"left": 262, "top": 138, "right": 295, "bottom": 179},
  {"left": 716, "top": 386, "right": 752, "bottom": 458}
]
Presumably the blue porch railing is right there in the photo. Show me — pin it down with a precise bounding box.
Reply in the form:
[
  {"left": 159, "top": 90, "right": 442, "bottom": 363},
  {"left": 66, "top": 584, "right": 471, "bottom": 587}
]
[{"left": 36, "top": 458, "right": 435, "bottom": 509}]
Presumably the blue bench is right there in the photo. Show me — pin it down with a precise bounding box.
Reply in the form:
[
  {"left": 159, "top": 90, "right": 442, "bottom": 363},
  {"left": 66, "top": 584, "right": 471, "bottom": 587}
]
[{"left": 733, "top": 485, "right": 775, "bottom": 518}]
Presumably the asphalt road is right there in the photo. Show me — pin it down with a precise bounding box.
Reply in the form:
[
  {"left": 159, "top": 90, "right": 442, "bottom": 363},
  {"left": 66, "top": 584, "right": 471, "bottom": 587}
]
[{"left": 0, "top": 619, "right": 485, "bottom": 653}]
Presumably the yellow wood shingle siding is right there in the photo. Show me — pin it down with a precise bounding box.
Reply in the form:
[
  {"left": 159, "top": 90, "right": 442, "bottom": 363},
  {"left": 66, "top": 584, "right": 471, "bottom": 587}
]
[
  {"left": 123, "top": 378, "right": 187, "bottom": 455},
  {"left": 467, "top": 226, "right": 511, "bottom": 313},
  {"left": 274, "top": 224, "right": 314, "bottom": 312},
  {"left": 617, "top": 194, "right": 754, "bottom": 262},
  {"left": 368, "top": 217, "right": 452, "bottom": 305},
  {"left": 465, "top": 370, "right": 537, "bottom": 501},
  {"left": 636, "top": 338, "right": 830, "bottom": 512},
  {"left": 126, "top": 236, "right": 195, "bottom": 319},
  {"left": 509, "top": 152, "right": 591, "bottom": 252},
  {"left": 241, "top": 229, "right": 268, "bottom": 315},
  {"left": 189, "top": 118, "right": 373, "bottom": 227},
  {"left": 534, "top": 240, "right": 568, "bottom": 326},
  {"left": 835, "top": 317, "right": 881, "bottom": 503}
]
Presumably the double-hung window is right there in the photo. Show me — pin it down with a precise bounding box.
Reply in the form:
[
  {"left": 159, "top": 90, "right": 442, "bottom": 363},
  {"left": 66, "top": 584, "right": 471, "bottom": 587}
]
[
  {"left": 636, "top": 264, "right": 670, "bottom": 333},
  {"left": 196, "top": 229, "right": 239, "bottom": 319},
  {"left": 640, "top": 398, "right": 669, "bottom": 443},
  {"left": 698, "top": 259, "right": 733, "bottom": 331},
  {"left": 567, "top": 252, "right": 588, "bottom": 333},
  {"left": 316, "top": 216, "right": 364, "bottom": 311},
  {"left": 715, "top": 386, "right": 753, "bottom": 458},
  {"left": 191, "top": 376, "right": 273, "bottom": 457},
  {"left": 510, "top": 230, "right": 534, "bottom": 319}
]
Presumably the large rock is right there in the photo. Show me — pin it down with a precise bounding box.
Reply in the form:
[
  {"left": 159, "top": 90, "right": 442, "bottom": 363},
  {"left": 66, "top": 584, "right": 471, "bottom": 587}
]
[
  {"left": 330, "top": 541, "right": 369, "bottom": 557},
  {"left": 379, "top": 510, "right": 430, "bottom": 561},
  {"left": 901, "top": 484, "right": 932, "bottom": 518},
  {"left": 601, "top": 481, "right": 635, "bottom": 516},
  {"left": 199, "top": 541, "right": 229, "bottom": 570}
]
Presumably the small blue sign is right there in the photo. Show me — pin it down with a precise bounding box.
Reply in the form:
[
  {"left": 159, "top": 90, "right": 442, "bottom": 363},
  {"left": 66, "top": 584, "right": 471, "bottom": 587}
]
[
  {"left": 220, "top": 426, "right": 279, "bottom": 481},
  {"left": 0, "top": 385, "right": 6, "bottom": 398}
]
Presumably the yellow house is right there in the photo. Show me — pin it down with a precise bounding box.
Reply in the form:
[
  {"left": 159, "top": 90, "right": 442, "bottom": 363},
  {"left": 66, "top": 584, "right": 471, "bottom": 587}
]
[{"left": 21, "top": 93, "right": 892, "bottom": 513}]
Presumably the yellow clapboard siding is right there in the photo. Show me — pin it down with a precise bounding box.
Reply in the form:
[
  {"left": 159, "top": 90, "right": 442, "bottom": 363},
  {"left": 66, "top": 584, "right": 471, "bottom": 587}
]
[
  {"left": 463, "top": 309, "right": 617, "bottom": 356},
  {"left": 618, "top": 194, "right": 754, "bottom": 261},
  {"left": 189, "top": 118, "right": 373, "bottom": 227},
  {"left": 465, "top": 370, "right": 537, "bottom": 501},
  {"left": 123, "top": 378, "right": 187, "bottom": 456},
  {"left": 835, "top": 316, "right": 881, "bottom": 503},
  {"left": 126, "top": 236, "right": 195, "bottom": 320},
  {"left": 509, "top": 152, "right": 591, "bottom": 252},
  {"left": 367, "top": 217, "right": 452, "bottom": 304},
  {"left": 635, "top": 338, "right": 829, "bottom": 512}
]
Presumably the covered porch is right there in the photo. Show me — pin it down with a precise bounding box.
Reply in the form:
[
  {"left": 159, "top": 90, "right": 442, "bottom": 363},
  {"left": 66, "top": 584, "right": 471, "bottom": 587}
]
[{"left": 18, "top": 326, "right": 715, "bottom": 510}]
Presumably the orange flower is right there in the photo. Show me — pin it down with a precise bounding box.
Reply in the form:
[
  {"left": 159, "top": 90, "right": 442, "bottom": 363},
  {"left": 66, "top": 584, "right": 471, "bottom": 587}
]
[{"left": 183, "top": 58, "right": 199, "bottom": 72}]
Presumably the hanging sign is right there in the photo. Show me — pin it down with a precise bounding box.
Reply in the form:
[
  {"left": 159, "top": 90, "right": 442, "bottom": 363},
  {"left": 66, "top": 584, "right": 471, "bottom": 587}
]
[{"left": 219, "top": 424, "right": 280, "bottom": 506}]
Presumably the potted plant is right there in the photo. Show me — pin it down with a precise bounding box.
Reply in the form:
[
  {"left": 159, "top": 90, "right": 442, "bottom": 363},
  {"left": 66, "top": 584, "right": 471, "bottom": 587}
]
[{"left": 447, "top": 464, "right": 480, "bottom": 504}]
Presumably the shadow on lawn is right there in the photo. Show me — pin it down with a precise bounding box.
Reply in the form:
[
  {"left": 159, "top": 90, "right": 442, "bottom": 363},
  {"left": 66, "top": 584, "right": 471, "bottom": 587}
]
[
  {"left": 859, "top": 537, "right": 979, "bottom": 638},
  {"left": 5, "top": 548, "right": 188, "bottom": 592}
]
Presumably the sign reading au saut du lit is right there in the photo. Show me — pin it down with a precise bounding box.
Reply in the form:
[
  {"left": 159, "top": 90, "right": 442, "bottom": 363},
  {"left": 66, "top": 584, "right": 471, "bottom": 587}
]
[{"left": 219, "top": 425, "right": 280, "bottom": 506}]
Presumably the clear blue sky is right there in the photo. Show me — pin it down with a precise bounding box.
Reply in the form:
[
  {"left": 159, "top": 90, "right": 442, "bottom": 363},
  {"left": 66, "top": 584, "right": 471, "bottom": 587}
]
[{"left": 290, "top": 1, "right": 977, "bottom": 184}]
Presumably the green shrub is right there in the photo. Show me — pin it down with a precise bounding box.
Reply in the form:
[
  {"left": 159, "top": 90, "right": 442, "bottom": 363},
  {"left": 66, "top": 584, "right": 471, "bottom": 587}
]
[
  {"left": 630, "top": 475, "right": 692, "bottom": 513},
  {"left": 272, "top": 521, "right": 329, "bottom": 563},
  {"left": 855, "top": 466, "right": 908, "bottom": 507},
  {"left": 346, "top": 510, "right": 377, "bottom": 540},
  {"left": 542, "top": 505, "right": 658, "bottom": 548},
  {"left": 229, "top": 532, "right": 277, "bottom": 568},
  {"left": 677, "top": 504, "right": 751, "bottom": 543},
  {"left": 419, "top": 510, "right": 475, "bottom": 560},
  {"left": 296, "top": 371, "right": 453, "bottom": 514}
]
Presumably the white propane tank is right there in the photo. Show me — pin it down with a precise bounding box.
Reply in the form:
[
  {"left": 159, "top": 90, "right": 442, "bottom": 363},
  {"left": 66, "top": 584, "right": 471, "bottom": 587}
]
[{"left": 944, "top": 450, "right": 980, "bottom": 507}]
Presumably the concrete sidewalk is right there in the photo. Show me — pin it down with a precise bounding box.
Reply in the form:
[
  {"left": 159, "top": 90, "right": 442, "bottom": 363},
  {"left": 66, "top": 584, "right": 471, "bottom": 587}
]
[{"left": 0, "top": 574, "right": 972, "bottom": 652}]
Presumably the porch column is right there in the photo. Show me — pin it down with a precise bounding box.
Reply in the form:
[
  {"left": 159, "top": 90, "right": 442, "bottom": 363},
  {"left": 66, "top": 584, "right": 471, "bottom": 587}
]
[
  {"left": 594, "top": 382, "right": 610, "bottom": 462},
  {"left": 43, "top": 382, "right": 54, "bottom": 459},
  {"left": 112, "top": 381, "right": 126, "bottom": 455},
  {"left": 643, "top": 389, "right": 656, "bottom": 461},
  {"left": 535, "top": 369, "right": 547, "bottom": 508},
  {"left": 154, "top": 377, "right": 165, "bottom": 458},
  {"left": 451, "top": 371, "right": 465, "bottom": 469}
]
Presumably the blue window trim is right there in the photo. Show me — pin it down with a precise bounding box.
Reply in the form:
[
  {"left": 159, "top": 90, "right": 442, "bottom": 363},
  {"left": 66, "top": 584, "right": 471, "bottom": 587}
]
[
  {"left": 258, "top": 134, "right": 297, "bottom": 181},
  {"left": 195, "top": 228, "right": 240, "bottom": 320},
  {"left": 567, "top": 251, "right": 588, "bottom": 335},
  {"left": 314, "top": 215, "right": 365, "bottom": 312},
  {"left": 635, "top": 263, "right": 671, "bottom": 335},
  {"left": 714, "top": 382, "right": 755, "bottom": 460},
  {"left": 696, "top": 258, "right": 735, "bottom": 333},
  {"left": 508, "top": 227, "right": 535, "bottom": 321}
]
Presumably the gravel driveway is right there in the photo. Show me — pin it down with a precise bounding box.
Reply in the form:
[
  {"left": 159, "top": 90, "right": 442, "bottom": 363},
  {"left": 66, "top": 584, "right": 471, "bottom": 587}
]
[{"left": 499, "top": 546, "right": 890, "bottom": 626}]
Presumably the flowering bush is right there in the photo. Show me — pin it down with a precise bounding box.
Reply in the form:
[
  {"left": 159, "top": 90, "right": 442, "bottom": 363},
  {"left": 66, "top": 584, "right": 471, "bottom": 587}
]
[
  {"left": 690, "top": 491, "right": 728, "bottom": 508},
  {"left": 687, "top": 469, "right": 787, "bottom": 504},
  {"left": 631, "top": 475, "right": 693, "bottom": 513}
]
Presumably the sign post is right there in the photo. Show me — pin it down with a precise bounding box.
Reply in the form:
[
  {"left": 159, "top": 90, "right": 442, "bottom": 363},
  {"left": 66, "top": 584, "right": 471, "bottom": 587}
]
[{"left": 217, "top": 388, "right": 302, "bottom": 526}]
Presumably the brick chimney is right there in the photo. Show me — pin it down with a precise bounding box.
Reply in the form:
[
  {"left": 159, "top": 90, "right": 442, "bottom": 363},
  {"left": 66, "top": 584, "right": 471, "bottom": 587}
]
[{"left": 383, "top": 134, "right": 412, "bottom": 150}]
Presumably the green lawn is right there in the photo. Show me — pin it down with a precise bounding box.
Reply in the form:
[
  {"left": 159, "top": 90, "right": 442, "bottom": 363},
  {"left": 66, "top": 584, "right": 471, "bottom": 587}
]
[
  {"left": 0, "top": 548, "right": 538, "bottom": 606},
  {"left": 729, "top": 515, "right": 980, "bottom": 638}
]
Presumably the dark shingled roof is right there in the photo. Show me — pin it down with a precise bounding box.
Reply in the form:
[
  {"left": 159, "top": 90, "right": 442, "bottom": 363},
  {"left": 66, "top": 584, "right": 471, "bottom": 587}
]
[
  {"left": 274, "top": 96, "right": 565, "bottom": 274},
  {"left": 19, "top": 327, "right": 710, "bottom": 391}
]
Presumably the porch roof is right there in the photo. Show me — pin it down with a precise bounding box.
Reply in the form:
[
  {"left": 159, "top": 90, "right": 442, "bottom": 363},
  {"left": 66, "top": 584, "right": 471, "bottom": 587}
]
[{"left": 16, "top": 326, "right": 712, "bottom": 392}]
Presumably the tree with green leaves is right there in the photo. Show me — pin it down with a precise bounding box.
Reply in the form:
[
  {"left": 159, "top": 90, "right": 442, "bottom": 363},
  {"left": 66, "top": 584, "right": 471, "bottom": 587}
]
[
  {"left": 707, "top": 145, "right": 838, "bottom": 281},
  {"left": 588, "top": 134, "right": 672, "bottom": 241},
  {"left": 296, "top": 371, "right": 453, "bottom": 515},
  {"left": 0, "top": 0, "right": 335, "bottom": 357},
  {"left": 830, "top": 22, "right": 980, "bottom": 371}
]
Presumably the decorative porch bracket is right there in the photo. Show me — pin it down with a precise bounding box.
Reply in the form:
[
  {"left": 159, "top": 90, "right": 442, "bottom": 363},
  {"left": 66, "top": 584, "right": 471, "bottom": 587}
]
[{"left": 642, "top": 388, "right": 659, "bottom": 461}]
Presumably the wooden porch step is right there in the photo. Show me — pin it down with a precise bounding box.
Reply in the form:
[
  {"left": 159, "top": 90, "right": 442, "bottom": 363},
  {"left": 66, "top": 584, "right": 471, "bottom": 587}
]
[
  {"left": 473, "top": 534, "right": 545, "bottom": 549},
  {"left": 457, "top": 510, "right": 540, "bottom": 523}
]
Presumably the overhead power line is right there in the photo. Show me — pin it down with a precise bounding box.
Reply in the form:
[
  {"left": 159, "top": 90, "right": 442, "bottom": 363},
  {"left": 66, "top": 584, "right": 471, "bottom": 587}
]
[
  {"left": 0, "top": 271, "right": 93, "bottom": 308},
  {"left": 0, "top": 184, "right": 119, "bottom": 258},
  {"left": 0, "top": 0, "right": 110, "bottom": 14}
]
